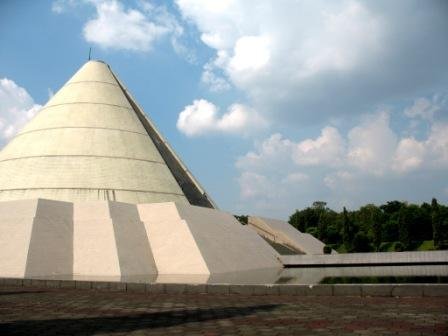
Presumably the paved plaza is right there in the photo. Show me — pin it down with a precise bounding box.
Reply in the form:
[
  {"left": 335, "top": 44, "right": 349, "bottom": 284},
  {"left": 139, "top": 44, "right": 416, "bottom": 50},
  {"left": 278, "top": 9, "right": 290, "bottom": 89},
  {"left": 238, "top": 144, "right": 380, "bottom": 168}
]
[{"left": 0, "top": 286, "right": 447, "bottom": 335}]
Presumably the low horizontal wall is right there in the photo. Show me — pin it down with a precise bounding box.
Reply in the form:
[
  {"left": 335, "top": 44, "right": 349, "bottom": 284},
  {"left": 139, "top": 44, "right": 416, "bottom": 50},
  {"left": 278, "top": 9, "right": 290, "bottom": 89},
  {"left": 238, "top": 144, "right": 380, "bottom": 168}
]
[
  {"left": 281, "top": 250, "right": 448, "bottom": 267},
  {"left": 1, "top": 277, "right": 447, "bottom": 297}
]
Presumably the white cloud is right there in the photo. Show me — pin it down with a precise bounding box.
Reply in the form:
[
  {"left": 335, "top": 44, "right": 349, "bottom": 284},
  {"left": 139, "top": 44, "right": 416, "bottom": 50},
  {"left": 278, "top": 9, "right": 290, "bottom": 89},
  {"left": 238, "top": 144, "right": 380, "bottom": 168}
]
[
  {"left": 293, "top": 127, "right": 345, "bottom": 167},
  {"left": 177, "top": 0, "right": 383, "bottom": 95},
  {"left": 0, "top": 78, "right": 41, "bottom": 143},
  {"left": 324, "top": 170, "right": 354, "bottom": 189},
  {"left": 229, "top": 35, "right": 271, "bottom": 73},
  {"left": 236, "top": 133, "right": 295, "bottom": 173},
  {"left": 404, "top": 97, "right": 440, "bottom": 121},
  {"left": 235, "top": 106, "right": 448, "bottom": 216},
  {"left": 238, "top": 172, "right": 272, "bottom": 199},
  {"left": 347, "top": 112, "right": 397, "bottom": 175},
  {"left": 54, "top": 0, "right": 191, "bottom": 55},
  {"left": 51, "top": 0, "right": 78, "bottom": 13},
  {"left": 176, "top": 99, "right": 266, "bottom": 136},
  {"left": 393, "top": 122, "right": 448, "bottom": 172},
  {"left": 425, "top": 122, "right": 448, "bottom": 167},
  {"left": 83, "top": 0, "right": 169, "bottom": 52},
  {"left": 392, "top": 137, "right": 425, "bottom": 172},
  {"left": 176, "top": 0, "right": 448, "bottom": 123},
  {"left": 201, "top": 62, "right": 231, "bottom": 92},
  {"left": 282, "top": 172, "right": 309, "bottom": 184},
  {"left": 176, "top": 99, "right": 216, "bottom": 136}
]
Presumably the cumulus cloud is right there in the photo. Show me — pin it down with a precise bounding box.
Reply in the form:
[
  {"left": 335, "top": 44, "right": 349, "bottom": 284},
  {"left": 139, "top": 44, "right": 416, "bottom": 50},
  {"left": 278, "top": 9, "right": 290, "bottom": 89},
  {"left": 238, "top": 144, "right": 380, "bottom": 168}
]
[
  {"left": 0, "top": 78, "right": 41, "bottom": 144},
  {"left": 235, "top": 103, "right": 448, "bottom": 216},
  {"left": 201, "top": 62, "right": 231, "bottom": 92},
  {"left": 176, "top": 0, "right": 448, "bottom": 123},
  {"left": 425, "top": 123, "right": 448, "bottom": 167},
  {"left": 54, "top": 0, "right": 191, "bottom": 56},
  {"left": 229, "top": 35, "right": 271, "bottom": 73},
  {"left": 404, "top": 97, "right": 440, "bottom": 121},
  {"left": 83, "top": 0, "right": 169, "bottom": 51},
  {"left": 176, "top": 99, "right": 266, "bottom": 136},
  {"left": 282, "top": 172, "right": 309, "bottom": 184},
  {"left": 294, "top": 127, "right": 345, "bottom": 167},
  {"left": 347, "top": 112, "right": 397, "bottom": 175},
  {"left": 392, "top": 138, "right": 425, "bottom": 173},
  {"left": 51, "top": 0, "right": 78, "bottom": 13},
  {"left": 238, "top": 172, "right": 272, "bottom": 200}
]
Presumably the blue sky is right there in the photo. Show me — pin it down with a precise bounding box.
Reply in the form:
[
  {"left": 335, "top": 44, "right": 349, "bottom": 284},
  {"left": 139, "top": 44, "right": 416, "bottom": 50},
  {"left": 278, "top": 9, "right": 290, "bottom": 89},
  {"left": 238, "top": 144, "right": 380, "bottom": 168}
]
[{"left": 0, "top": 0, "right": 447, "bottom": 219}]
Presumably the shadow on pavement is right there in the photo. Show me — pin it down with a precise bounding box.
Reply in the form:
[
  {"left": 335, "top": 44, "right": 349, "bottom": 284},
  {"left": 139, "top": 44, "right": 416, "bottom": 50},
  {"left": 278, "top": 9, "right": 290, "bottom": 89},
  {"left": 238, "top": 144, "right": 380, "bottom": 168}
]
[
  {"left": 0, "top": 304, "right": 280, "bottom": 335},
  {"left": 0, "top": 291, "right": 47, "bottom": 296}
]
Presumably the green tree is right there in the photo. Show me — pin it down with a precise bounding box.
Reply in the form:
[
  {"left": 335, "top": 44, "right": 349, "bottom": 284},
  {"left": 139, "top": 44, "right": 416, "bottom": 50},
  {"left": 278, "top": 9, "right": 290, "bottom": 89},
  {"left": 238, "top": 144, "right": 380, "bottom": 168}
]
[
  {"left": 288, "top": 206, "right": 320, "bottom": 232},
  {"left": 313, "top": 201, "right": 327, "bottom": 241},
  {"left": 380, "top": 201, "right": 404, "bottom": 215},
  {"left": 398, "top": 204, "right": 411, "bottom": 250},
  {"left": 419, "top": 202, "right": 433, "bottom": 240},
  {"left": 432, "top": 199, "right": 448, "bottom": 249},
  {"left": 382, "top": 218, "right": 399, "bottom": 242},
  {"left": 234, "top": 215, "right": 248, "bottom": 225},
  {"left": 357, "top": 204, "right": 382, "bottom": 251},
  {"left": 288, "top": 210, "right": 301, "bottom": 230},
  {"left": 342, "top": 207, "right": 355, "bottom": 252},
  {"left": 432, "top": 198, "right": 441, "bottom": 248},
  {"left": 352, "top": 232, "right": 372, "bottom": 252}
]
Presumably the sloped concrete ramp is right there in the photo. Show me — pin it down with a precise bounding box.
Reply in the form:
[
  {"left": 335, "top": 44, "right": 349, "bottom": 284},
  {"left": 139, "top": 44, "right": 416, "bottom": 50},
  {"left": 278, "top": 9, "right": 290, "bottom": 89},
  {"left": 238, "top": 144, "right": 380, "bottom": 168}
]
[{"left": 248, "top": 216, "right": 334, "bottom": 255}]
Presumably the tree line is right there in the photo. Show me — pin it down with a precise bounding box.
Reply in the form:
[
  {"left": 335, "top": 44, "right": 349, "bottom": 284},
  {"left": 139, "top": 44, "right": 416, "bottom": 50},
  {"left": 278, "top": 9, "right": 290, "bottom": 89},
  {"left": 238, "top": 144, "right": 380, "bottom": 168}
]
[{"left": 288, "top": 199, "right": 448, "bottom": 253}]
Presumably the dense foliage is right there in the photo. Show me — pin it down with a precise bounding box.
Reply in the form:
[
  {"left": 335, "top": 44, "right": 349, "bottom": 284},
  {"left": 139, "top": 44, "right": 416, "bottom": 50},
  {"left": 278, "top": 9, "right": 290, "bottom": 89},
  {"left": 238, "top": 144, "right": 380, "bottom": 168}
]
[
  {"left": 234, "top": 215, "right": 248, "bottom": 225},
  {"left": 288, "top": 199, "right": 448, "bottom": 252}
]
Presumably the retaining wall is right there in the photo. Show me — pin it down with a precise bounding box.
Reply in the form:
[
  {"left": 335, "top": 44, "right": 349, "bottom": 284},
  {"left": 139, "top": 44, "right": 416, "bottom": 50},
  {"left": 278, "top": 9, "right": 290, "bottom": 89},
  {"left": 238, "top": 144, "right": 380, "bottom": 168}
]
[
  {"left": 1, "top": 277, "right": 447, "bottom": 297},
  {"left": 281, "top": 250, "right": 448, "bottom": 266}
]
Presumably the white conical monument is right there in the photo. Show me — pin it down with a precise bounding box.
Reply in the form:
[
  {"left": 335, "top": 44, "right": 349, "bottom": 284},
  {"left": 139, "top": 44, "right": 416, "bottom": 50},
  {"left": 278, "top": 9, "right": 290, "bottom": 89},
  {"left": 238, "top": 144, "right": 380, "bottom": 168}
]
[
  {"left": 0, "top": 60, "right": 214, "bottom": 207},
  {"left": 0, "top": 60, "right": 281, "bottom": 281}
]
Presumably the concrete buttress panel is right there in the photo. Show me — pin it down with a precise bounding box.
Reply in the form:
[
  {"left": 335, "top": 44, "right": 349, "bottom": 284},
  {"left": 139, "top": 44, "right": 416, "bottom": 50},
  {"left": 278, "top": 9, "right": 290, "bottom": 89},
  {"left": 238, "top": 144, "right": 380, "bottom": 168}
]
[
  {"left": 24, "top": 199, "right": 74, "bottom": 277},
  {"left": 138, "top": 203, "right": 209, "bottom": 275},
  {"left": 175, "top": 204, "right": 281, "bottom": 273},
  {"left": 108, "top": 202, "right": 157, "bottom": 276},
  {"left": 73, "top": 202, "right": 121, "bottom": 276},
  {"left": 0, "top": 199, "right": 38, "bottom": 277}
]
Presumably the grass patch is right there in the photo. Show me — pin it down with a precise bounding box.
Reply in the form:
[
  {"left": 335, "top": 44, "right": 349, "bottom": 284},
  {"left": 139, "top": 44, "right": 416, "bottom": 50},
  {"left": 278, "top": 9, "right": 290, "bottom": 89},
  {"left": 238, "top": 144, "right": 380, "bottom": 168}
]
[{"left": 417, "top": 240, "right": 435, "bottom": 251}]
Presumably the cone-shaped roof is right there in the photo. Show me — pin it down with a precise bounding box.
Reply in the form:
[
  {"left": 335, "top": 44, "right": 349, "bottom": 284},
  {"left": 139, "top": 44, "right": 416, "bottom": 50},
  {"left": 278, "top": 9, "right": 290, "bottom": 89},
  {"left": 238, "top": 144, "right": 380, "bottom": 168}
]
[{"left": 0, "top": 60, "right": 215, "bottom": 207}]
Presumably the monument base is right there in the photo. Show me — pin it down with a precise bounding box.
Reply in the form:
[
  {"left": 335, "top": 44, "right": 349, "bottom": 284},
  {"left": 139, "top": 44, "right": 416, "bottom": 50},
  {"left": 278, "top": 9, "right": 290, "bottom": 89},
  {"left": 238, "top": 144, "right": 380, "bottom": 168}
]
[{"left": 0, "top": 199, "right": 281, "bottom": 279}]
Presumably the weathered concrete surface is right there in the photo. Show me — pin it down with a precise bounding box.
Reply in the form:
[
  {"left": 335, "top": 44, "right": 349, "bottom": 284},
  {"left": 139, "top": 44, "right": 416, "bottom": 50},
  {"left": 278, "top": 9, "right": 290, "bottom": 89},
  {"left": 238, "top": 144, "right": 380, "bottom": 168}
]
[
  {"left": 0, "top": 60, "right": 211, "bottom": 206},
  {"left": 248, "top": 216, "right": 335, "bottom": 255},
  {"left": 281, "top": 250, "right": 448, "bottom": 266}
]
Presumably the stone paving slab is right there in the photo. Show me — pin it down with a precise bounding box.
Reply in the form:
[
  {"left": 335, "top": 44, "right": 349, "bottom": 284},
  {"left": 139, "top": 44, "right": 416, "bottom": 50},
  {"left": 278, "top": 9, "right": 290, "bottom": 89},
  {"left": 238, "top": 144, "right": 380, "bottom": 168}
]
[{"left": 0, "top": 286, "right": 446, "bottom": 335}]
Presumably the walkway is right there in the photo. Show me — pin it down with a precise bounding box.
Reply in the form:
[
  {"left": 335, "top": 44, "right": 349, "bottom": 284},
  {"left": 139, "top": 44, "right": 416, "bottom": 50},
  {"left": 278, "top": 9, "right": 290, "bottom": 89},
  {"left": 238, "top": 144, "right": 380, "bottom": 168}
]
[{"left": 0, "top": 287, "right": 447, "bottom": 335}]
